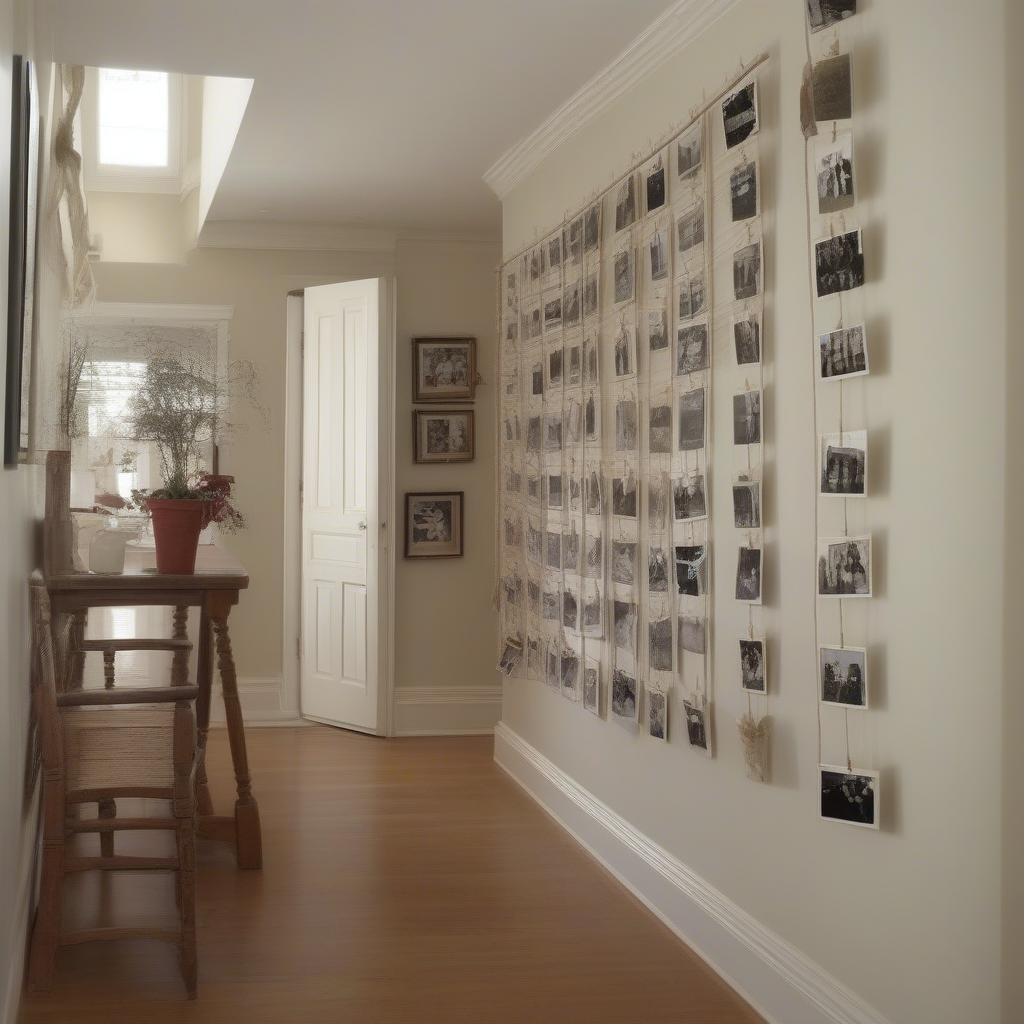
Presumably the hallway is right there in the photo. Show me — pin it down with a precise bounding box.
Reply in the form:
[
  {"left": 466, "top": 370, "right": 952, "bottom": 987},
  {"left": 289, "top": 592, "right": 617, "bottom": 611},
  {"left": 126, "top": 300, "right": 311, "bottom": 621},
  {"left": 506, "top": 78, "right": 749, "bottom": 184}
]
[{"left": 18, "top": 727, "right": 760, "bottom": 1023}]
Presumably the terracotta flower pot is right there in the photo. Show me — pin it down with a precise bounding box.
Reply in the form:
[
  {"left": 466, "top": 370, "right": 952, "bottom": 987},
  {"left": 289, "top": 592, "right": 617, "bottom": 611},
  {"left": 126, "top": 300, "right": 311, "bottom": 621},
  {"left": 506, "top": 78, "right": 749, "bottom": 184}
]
[{"left": 148, "top": 498, "right": 205, "bottom": 574}]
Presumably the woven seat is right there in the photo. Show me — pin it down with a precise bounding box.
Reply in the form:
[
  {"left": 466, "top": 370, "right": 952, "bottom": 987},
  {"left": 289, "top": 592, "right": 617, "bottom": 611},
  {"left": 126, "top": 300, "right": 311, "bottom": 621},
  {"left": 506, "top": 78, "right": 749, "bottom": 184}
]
[{"left": 63, "top": 707, "right": 177, "bottom": 793}]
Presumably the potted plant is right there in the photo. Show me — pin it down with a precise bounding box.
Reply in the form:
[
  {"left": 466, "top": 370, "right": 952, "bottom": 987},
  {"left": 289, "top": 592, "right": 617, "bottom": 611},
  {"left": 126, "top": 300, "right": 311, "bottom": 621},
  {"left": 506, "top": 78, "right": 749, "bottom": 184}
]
[{"left": 126, "top": 355, "right": 257, "bottom": 573}]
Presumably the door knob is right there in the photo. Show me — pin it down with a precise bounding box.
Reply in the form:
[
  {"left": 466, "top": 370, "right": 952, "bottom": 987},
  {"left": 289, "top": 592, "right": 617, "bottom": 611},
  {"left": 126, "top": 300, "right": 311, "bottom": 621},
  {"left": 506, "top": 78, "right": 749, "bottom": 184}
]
[{"left": 357, "top": 521, "right": 367, "bottom": 530}]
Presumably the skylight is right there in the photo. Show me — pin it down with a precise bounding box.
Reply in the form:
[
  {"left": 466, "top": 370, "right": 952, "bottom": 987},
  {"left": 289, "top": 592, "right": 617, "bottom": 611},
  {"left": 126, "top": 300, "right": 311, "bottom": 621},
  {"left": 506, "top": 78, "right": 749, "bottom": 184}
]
[{"left": 97, "top": 68, "right": 169, "bottom": 168}]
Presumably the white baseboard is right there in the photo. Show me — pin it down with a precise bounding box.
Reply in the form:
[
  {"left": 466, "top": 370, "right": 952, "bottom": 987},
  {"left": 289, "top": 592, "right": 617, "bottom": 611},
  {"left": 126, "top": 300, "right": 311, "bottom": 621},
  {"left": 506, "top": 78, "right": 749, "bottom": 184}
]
[
  {"left": 208, "top": 676, "right": 302, "bottom": 726},
  {"left": 392, "top": 686, "right": 502, "bottom": 736},
  {"left": 494, "top": 722, "right": 888, "bottom": 1024}
]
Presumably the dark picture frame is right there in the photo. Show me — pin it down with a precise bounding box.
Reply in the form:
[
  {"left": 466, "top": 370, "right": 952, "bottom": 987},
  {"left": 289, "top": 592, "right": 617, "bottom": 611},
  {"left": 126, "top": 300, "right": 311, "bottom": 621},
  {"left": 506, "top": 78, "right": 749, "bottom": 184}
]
[
  {"left": 413, "top": 408, "right": 475, "bottom": 463},
  {"left": 404, "top": 491, "right": 464, "bottom": 558},
  {"left": 412, "top": 336, "right": 477, "bottom": 403}
]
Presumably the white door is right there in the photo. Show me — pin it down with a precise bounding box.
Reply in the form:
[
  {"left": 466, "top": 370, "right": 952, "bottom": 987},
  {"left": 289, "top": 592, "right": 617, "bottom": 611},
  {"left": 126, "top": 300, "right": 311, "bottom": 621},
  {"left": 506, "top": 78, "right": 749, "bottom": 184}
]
[{"left": 300, "top": 279, "right": 388, "bottom": 732}]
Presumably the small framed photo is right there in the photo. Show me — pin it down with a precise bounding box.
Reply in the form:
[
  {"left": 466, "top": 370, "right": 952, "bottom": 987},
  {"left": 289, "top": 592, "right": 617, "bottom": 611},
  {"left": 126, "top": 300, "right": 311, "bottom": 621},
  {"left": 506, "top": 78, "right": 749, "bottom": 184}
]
[
  {"left": 819, "top": 645, "right": 868, "bottom": 708},
  {"left": 404, "top": 491, "right": 464, "bottom": 558},
  {"left": 820, "top": 430, "right": 866, "bottom": 496},
  {"left": 413, "top": 409, "right": 475, "bottom": 463},
  {"left": 682, "top": 695, "right": 711, "bottom": 755},
  {"left": 733, "top": 479, "right": 761, "bottom": 529},
  {"left": 412, "top": 337, "right": 477, "bottom": 403},
  {"left": 819, "top": 765, "right": 879, "bottom": 829},
  {"left": 817, "top": 535, "right": 871, "bottom": 597},
  {"left": 722, "top": 80, "right": 758, "bottom": 149},
  {"left": 819, "top": 323, "right": 868, "bottom": 380},
  {"left": 813, "top": 131, "right": 855, "bottom": 214},
  {"left": 735, "top": 546, "right": 762, "bottom": 603},
  {"left": 739, "top": 638, "right": 766, "bottom": 693},
  {"left": 815, "top": 229, "right": 864, "bottom": 297},
  {"left": 730, "top": 160, "right": 758, "bottom": 221}
]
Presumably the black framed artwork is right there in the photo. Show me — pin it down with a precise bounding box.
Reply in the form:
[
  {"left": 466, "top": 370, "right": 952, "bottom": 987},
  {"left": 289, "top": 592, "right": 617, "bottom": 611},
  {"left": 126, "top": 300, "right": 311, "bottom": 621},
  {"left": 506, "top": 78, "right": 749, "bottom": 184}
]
[{"left": 404, "top": 491, "right": 464, "bottom": 558}]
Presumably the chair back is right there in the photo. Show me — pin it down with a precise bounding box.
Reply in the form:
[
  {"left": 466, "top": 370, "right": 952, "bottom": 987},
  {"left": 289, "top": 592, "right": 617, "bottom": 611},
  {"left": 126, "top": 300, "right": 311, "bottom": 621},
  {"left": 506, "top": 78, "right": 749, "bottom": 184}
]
[{"left": 29, "top": 571, "right": 63, "bottom": 774}]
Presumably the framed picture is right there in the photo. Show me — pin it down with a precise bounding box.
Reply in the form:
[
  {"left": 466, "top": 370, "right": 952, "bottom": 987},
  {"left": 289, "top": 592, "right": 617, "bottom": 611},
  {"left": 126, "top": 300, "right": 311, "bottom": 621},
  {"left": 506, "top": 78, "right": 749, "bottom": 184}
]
[
  {"left": 404, "top": 491, "right": 464, "bottom": 558},
  {"left": 413, "top": 409, "right": 474, "bottom": 463},
  {"left": 5, "top": 55, "right": 38, "bottom": 466},
  {"left": 412, "top": 337, "right": 476, "bottom": 403},
  {"left": 819, "top": 765, "right": 879, "bottom": 830}
]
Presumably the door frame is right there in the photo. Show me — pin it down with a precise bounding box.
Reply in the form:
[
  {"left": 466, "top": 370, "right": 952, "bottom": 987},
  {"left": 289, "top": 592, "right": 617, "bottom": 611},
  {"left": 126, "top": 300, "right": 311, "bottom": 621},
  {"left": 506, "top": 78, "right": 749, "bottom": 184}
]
[{"left": 282, "top": 280, "right": 397, "bottom": 735}]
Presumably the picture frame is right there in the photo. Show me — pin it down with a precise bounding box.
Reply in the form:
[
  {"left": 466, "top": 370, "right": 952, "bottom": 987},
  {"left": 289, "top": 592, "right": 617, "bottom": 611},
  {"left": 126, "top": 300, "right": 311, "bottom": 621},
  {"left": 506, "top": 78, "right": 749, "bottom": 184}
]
[
  {"left": 413, "top": 409, "right": 475, "bottom": 463},
  {"left": 412, "top": 337, "right": 476, "bottom": 403},
  {"left": 404, "top": 491, "right": 464, "bottom": 558},
  {"left": 819, "top": 765, "right": 879, "bottom": 830}
]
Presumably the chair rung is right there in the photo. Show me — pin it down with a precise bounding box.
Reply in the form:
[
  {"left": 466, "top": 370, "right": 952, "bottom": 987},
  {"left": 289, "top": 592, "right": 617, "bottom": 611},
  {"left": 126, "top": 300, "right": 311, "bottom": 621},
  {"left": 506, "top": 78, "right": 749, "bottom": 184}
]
[
  {"left": 60, "top": 927, "right": 180, "bottom": 947},
  {"left": 80, "top": 638, "right": 192, "bottom": 652},
  {"left": 69, "top": 817, "right": 178, "bottom": 833},
  {"left": 64, "top": 855, "right": 179, "bottom": 872},
  {"left": 68, "top": 787, "right": 174, "bottom": 803}
]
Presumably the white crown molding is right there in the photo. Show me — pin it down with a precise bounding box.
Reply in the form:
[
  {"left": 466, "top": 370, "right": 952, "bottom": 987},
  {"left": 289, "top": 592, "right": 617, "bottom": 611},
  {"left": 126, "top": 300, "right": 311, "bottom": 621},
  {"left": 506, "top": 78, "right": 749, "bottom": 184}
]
[
  {"left": 483, "top": 0, "right": 742, "bottom": 199},
  {"left": 198, "top": 220, "right": 400, "bottom": 254},
  {"left": 494, "top": 722, "right": 889, "bottom": 1024},
  {"left": 396, "top": 228, "right": 500, "bottom": 247},
  {"left": 65, "top": 300, "right": 234, "bottom": 323}
]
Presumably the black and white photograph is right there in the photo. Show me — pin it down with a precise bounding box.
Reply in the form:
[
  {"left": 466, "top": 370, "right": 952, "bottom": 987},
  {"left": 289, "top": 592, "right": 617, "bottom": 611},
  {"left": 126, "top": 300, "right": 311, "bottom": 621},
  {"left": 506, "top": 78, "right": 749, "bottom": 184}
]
[
  {"left": 649, "top": 545, "right": 670, "bottom": 593},
  {"left": 677, "top": 122, "right": 702, "bottom": 179},
  {"left": 584, "top": 202, "right": 601, "bottom": 252},
  {"left": 544, "top": 233, "right": 562, "bottom": 275},
  {"left": 545, "top": 644, "right": 560, "bottom": 689},
  {"left": 678, "top": 388, "right": 706, "bottom": 452},
  {"left": 526, "top": 415, "right": 541, "bottom": 452},
  {"left": 649, "top": 402, "right": 673, "bottom": 454},
  {"left": 544, "top": 414, "right": 562, "bottom": 453},
  {"left": 547, "top": 347, "right": 563, "bottom": 389},
  {"left": 730, "top": 161, "right": 758, "bottom": 221},
  {"left": 527, "top": 637, "right": 542, "bottom": 679},
  {"left": 647, "top": 687, "right": 668, "bottom": 739},
  {"left": 527, "top": 578, "right": 541, "bottom": 616},
  {"left": 614, "top": 174, "right": 637, "bottom": 233},
  {"left": 677, "top": 269, "right": 706, "bottom": 320},
  {"left": 528, "top": 246, "right": 542, "bottom": 283},
  {"left": 649, "top": 618, "right": 673, "bottom": 673},
  {"left": 812, "top": 53, "right": 853, "bottom": 122},
  {"left": 564, "top": 399, "right": 582, "bottom": 445},
  {"left": 722, "top": 81, "right": 758, "bottom": 149},
  {"left": 497, "top": 637, "right": 523, "bottom": 676},
  {"left": 645, "top": 152, "right": 666, "bottom": 214},
  {"left": 505, "top": 459, "right": 522, "bottom": 496},
  {"left": 683, "top": 697, "right": 710, "bottom": 753},
  {"left": 583, "top": 332, "right": 599, "bottom": 382},
  {"left": 615, "top": 398, "right": 639, "bottom": 452},
  {"left": 817, "top": 536, "right": 871, "bottom": 597},
  {"left": 649, "top": 226, "right": 669, "bottom": 282},
  {"left": 807, "top": 0, "right": 856, "bottom": 33},
  {"left": 611, "top": 668, "right": 639, "bottom": 721},
  {"left": 562, "top": 586, "right": 579, "bottom": 632},
  {"left": 585, "top": 392, "right": 600, "bottom": 443},
  {"left": 531, "top": 361, "right": 544, "bottom": 397},
  {"left": 583, "top": 271, "right": 600, "bottom": 318},
  {"left": 504, "top": 319, "right": 518, "bottom": 348},
  {"left": 819, "top": 646, "right": 868, "bottom": 707},
  {"left": 542, "top": 583, "right": 559, "bottom": 621},
  {"left": 814, "top": 131, "right": 855, "bottom": 214},
  {"left": 584, "top": 533, "right": 603, "bottom": 578},
  {"left": 583, "top": 659, "right": 601, "bottom": 715},
  {"left": 648, "top": 309, "right": 668, "bottom": 352},
  {"left": 613, "top": 321, "right": 636, "bottom": 378},
  {"left": 560, "top": 648, "right": 580, "bottom": 702},
  {"left": 733, "top": 313, "right": 761, "bottom": 365},
  {"left": 566, "top": 342, "right": 582, "bottom": 385},
  {"left": 648, "top": 475, "right": 669, "bottom": 529},
  {"left": 820, "top": 766, "right": 879, "bottom": 829},
  {"left": 503, "top": 409, "right": 521, "bottom": 444},
  {"left": 673, "top": 474, "right": 707, "bottom": 522},
  {"left": 564, "top": 216, "right": 583, "bottom": 266},
  {"left": 820, "top": 430, "right": 867, "bottom": 497},
  {"left": 546, "top": 471, "right": 563, "bottom": 510},
  {"left": 735, "top": 546, "right": 762, "bottom": 603},
  {"left": 614, "top": 248, "right": 635, "bottom": 304},
  {"left": 582, "top": 584, "right": 604, "bottom": 637},
  {"left": 414, "top": 409, "right": 475, "bottom": 463},
  {"left": 412, "top": 337, "right": 477, "bottom": 403},
  {"left": 815, "top": 229, "right": 864, "bottom": 297},
  {"left": 676, "top": 201, "right": 704, "bottom": 254},
  {"left": 679, "top": 614, "right": 706, "bottom": 655},
  {"left": 819, "top": 323, "right": 868, "bottom": 380},
  {"left": 527, "top": 520, "right": 543, "bottom": 564},
  {"left": 733, "top": 241, "right": 761, "bottom": 300},
  {"left": 676, "top": 322, "right": 709, "bottom": 376},
  {"left": 404, "top": 492, "right": 464, "bottom": 558},
  {"left": 739, "top": 638, "right": 766, "bottom": 693},
  {"left": 733, "top": 390, "right": 762, "bottom": 446},
  {"left": 503, "top": 510, "right": 522, "bottom": 548},
  {"left": 585, "top": 465, "right": 603, "bottom": 515},
  {"left": 545, "top": 528, "right": 562, "bottom": 569},
  {"left": 613, "top": 600, "right": 637, "bottom": 653},
  {"left": 675, "top": 544, "right": 707, "bottom": 598},
  {"left": 732, "top": 480, "right": 761, "bottom": 529},
  {"left": 612, "top": 540, "right": 637, "bottom": 585},
  {"left": 563, "top": 278, "right": 581, "bottom": 328},
  {"left": 562, "top": 528, "right": 580, "bottom": 573},
  {"left": 612, "top": 470, "right": 638, "bottom": 518}
]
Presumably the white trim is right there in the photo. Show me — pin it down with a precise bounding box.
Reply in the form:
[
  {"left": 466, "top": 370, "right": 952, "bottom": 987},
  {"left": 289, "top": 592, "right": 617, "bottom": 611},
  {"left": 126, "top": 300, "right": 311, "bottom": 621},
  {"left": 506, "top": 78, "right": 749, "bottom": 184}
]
[
  {"left": 199, "top": 220, "right": 399, "bottom": 254},
  {"left": 393, "top": 686, "right": 502, "bottom": 737},
  {"left": 494, "top": 723, "right": 889, "bottom": 1024},
  {"left": 394, "top": 686, "right": 503, "bottom": 705},
  {"left": 65, "top": 301, "right": 234, "bottom": 323},
  {"left": 207, "top": 676, "right": 305, "bottom": 726},
  {"left": 483, "top": 0, "right": 742, "bottom": 198},
  {"left": 281, "top": 295, "right": 303, "bottom": 723}
]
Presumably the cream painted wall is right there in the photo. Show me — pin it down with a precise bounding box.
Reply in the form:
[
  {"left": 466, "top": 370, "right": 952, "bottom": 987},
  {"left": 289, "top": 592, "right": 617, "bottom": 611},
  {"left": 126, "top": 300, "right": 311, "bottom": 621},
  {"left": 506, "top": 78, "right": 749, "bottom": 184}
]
[
  {"left": 88, "top": 191, "right": 190, "bottom": 264},
  {"left": 499, "top": 2, "right": 1011, "bottom": 1023},
  {"left": 92, "top": 237, "right": 499, "bottom": 710}
]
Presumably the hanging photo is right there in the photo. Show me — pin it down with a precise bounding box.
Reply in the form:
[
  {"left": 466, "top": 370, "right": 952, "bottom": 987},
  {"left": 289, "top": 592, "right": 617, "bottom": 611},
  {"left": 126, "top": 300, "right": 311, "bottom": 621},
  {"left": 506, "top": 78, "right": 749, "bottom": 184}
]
[
  {"left": 730, "top": 161, "right": 758, "bottom": 221},
  {"left": 644, "top": 152, "right": 667, "bottom": 215},
  {"left": 583, "top": 202, "right": 601, "bottom": 252},
  {"left": 677, "top": 269, "right": 706, "bottom": 320},
  {"left": 732, "top": 479, "right": 761, "bottom": 529},
  {"left": 676, "top": 121, "right": 702, "bottom": 179},
  {"left": 647, "top": 309, "right": 668, "bottom": 352},
  {"left": 497, "top": 636, "right": 523, "bottom": 676},
  {"left": 676, "top": 200, "right": 704, "bottom": 255},
  {"left": 560, "top": 647, "right": 581, "bottom": 701},
  {"left": 649, "top": 400, "right": 672, "bottom": 454},
  {"left": 612, "top": 321, "right": 636, "bottom": 378},
  {"left": 612, "top": 470, "right": 638, "bottom": 518},
  {"left": 562, "top": 587, "right": 579, "bottom": 633},
  {"left": 678, "top": 388, "right": 706, "bottom": 452},
  {"left": 583, "top": 330, "right": 600, "bottom": 383},
  {"left": 807, "top": 0, "right": 857, "bottom": 33},
  {"left": 526, "top": 636, "right": 542, "bottom": 680},
  {"left": 583, "top": 271, "right": 600, "bottom": 318},
  {"left": 562, "top": 527, "right": 580, "bottom": 574},
  {"left": 733, "top": 313, "right": 761, "bottom": 365},
  {"left": 819, "top": 766, "right": 879, "bottom": 829},
  {"left": 543, "top": 233, "right": 562, "bottom": 276},
  {"left": 735, "top": 546, "right": 762, "bottom": 603},
  {"left": 648, "top": 474, "right": 669, "bottom": 529},
  {"left": 566, "top": 340, "right": 582, "bottom": 385},
  {"left": 733, "top": 241, "right": 761, "bottom": 300},
  {"left": 585, "top": 464, "right": 603, "bottom": 516},
  {"left": 679, "top": 614, "right": 706, "bottom": 655},
  {"left": 582, "top": 583, "right": 604, "bottom": 638},
  {"left": 674, "top": 544, "right": 707, "bottom": 598},
  {"left": 820, "top": 430, "right": 867, "bottom": 496},
  {"left": 733, "top": 390, "right": 762, "bottom": 445},
  {"left": 611, "top": 540, "right": 637, "bottom": 586},
  {"left": 818, "top": 323, "right": 868, "bottom": 380},
  {"left": 739, "top": 638, "right": 766, "bottom": 693},
  {"left": 545, "top": 643, "right": 560, "bottom": 688},
  {"left": 544, "top": 413, "right": 562, "bottom": 451},
  {"left": 584, "top": 533, "right": 603, "bottom": 578},
  {"left": 819, "top": 645, "right": 868, "bottom": 708},
  {"left": 543, "top": 291, "right": 562, "bottom": 333},
  {"left": 583, "top": 658, "right": 602, "bottom": 715},
  {"left": 648, "top": 226, "right": 669, "bottom": 282},
  {"left": 526, "top": 519, "right": 543, "bottom": 564},
  {"left": 545, "top": 469, "right": 563, "bottom": 509},
  {"left": 614, "top": 174, "right": 637, "bottom": 233},
  {"left": 564, "top": 216, "right": 583, "bottom": 266},
  {"left": 812, "top": 53, "right": 853, "bottom": 122},
  {"left": 722, "top": 81, "right": 758, "bottom": 149},
  {"left": 613, "top": 601, "right": 638, "bottom": 654},
  {"left": 676, "top": 322, "right": 709, "bottom": 375},
  {"left": 647, "top": 686, "right": 669, "bottom": 739},
  {"left": 545, "top": 528, "right": 562, "bottom": 569},
  {"left": 412, "top": 337, "right": 476, "bottom": 402},
  {"left": 413, "top": 409, "right": 475, "bottom": 463},
  {"left": 404, "top": 492, "right": 464, "bottom": 558},
  {"left": 673, "top": 474, "right": 707, "bottom": 523},
  {"left": 682, "top": 696, "right": 711, "bottom": 754},
  {"left": 648, "top": 545, "right": 670, "bottom": 593},
  {"left": 613, "top": 248, "right": 635, "bottom": 304},
  {"left": 815, "top": 229, "right": 865, "bottom": 296},
  {"left": 817, "top": 535, "right": 872, "bottom": 597},
  {"left": 584, "top": 391, "right": 600, "bottom": 443},
  {"left": 541, "top": 582, "right": 559, "bottom": 620},
  {"left": 615, "top": 398, "right": 639, "bottom": 452},
  {"left": 814, "top": 131, "right": 855, "bottom": 213},
  {"left": 611, "top": 667, "right": 639, "bottom": 722},
  {"left": 563, "top": 278, "right": 581, "bottom": 328}
]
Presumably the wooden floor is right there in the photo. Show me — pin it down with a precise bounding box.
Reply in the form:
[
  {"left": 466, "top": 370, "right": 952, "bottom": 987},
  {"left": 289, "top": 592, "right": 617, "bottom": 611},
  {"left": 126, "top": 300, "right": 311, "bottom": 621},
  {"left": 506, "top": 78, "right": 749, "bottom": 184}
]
[{"left": 19, "top": 726, "right": 761, "bottom": 1024}]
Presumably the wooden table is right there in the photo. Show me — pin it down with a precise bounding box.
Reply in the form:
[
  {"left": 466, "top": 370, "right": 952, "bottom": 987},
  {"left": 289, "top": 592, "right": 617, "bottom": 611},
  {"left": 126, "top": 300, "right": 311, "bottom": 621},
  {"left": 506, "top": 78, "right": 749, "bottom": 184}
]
[{"left": 45, "top": 545, "right": 263, "bottom": 870}]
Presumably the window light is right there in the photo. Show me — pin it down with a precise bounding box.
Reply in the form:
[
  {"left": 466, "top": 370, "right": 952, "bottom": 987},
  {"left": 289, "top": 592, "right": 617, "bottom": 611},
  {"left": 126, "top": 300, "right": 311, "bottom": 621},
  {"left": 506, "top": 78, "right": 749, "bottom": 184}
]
[{"left": 97, "top": 68, "right": 169, "bottom": 168}]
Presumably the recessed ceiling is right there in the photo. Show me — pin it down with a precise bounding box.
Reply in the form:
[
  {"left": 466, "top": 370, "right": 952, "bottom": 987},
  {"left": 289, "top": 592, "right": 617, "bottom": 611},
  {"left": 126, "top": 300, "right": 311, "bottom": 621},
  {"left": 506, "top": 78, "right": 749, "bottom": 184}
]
[{"left": 43, "top": 0, "right": 679, "bottom": 233}]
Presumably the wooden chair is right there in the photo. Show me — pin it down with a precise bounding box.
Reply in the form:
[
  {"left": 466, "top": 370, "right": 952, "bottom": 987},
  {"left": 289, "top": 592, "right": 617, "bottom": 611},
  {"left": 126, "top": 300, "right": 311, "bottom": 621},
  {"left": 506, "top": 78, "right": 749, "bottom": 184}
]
[{"left": 28, "top": 572, "right": 202, "bottom": 998}]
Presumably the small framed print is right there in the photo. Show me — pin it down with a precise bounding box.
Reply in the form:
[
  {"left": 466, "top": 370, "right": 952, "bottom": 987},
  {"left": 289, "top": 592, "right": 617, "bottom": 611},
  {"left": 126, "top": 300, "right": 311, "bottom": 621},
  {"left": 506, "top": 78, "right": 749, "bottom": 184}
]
[
  {"left": 412, "top": 337, "right": 477, "bottom": 403},
  {"left": 820, "top": 765, "right": 879, "bottom": 830},
  {"left": 413, "top": 409, "right": 475, "bottom": 463},
  {"left": 404, "top": 491, "right": 464, "bottom": 558},
  {"left": 739, "top": 638, "right": 766, "bottom": 693}
]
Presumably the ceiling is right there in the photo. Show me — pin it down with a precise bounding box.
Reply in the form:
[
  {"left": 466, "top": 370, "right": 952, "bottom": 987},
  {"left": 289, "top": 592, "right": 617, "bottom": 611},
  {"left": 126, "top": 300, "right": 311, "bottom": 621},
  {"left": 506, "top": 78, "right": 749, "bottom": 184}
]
[{"left": 42, "top": 0, "right": 679, "bottom": 233}]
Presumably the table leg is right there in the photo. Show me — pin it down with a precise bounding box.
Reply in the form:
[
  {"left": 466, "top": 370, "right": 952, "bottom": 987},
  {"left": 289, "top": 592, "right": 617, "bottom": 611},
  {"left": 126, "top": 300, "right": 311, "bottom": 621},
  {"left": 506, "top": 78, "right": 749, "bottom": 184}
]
[
  {"left": 171, "top": 604, "right": 190, "bottom": 687},
  {"left": 209, "top": 594, "right": 262, "bottom": 870},
  {"left": 68, "top": 609, "right": 87, "bottom": 692},
  {"left": 194, "top": 606, "right": 215, "bottom": 818}
]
